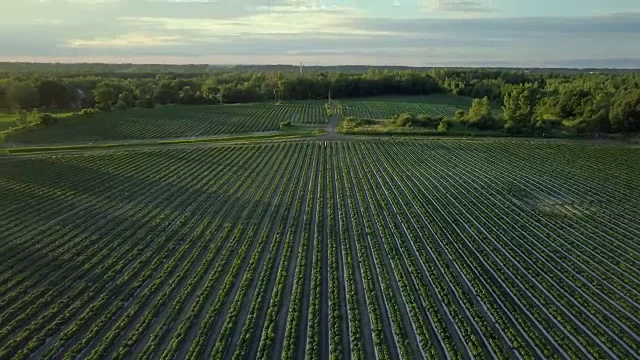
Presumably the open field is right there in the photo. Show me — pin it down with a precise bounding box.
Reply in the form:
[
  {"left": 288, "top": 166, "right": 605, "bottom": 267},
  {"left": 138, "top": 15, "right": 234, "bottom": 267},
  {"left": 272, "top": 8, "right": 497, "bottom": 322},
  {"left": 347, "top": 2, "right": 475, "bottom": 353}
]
[
  {"left": 0, "top": 114, "right": 17, "bottom": 132},
  {"left": 3, "top": 103, "right": 328, "bottom": 145},
  {"left": 1, "top": 140, "right": 638, "bottom": 359},
  {"left": 0, "top": 111, "right": 91, "bottom": 135}
]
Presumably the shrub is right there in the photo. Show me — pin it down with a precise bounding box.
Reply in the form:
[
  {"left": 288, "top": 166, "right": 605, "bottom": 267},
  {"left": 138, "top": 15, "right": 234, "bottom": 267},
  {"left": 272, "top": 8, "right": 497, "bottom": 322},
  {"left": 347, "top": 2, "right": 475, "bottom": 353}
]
[
  {"left": 437, "top": 120, "right": 449, "bottom": 134},
  {"left": 16, "top": 110, "right": 44, "bottom": 127},
  {"left": 504, "top": 121, "right": 524, "bottom": 134},
  {"left": 135, "top": 98, "right": 155, "bottom": 109},
  {"left": 391, "top": 113, "right": 414, "bottom": 127},
  {"left": 416, "top": 114, "right": 441, "bottom": 128},
  {"left": 79, "top": 108, "right": 100, "bottom": 116},
  {"left": 466, "top": 97, "right": 497, "bottom": 129},
  {"left": 467, "top": 115, "right": 497, "bottom": 130},
  {"left": 279, "top": 121, "right": 292, "bottom": 129},
  {"left": 38, "top": 113, "right": 57, "bottom": 126},
  {"left": 390, "top": 113, "right": 440, "bottom": 128},
  {"left": 96, "top": 103, "right": 111, "bottom": 111}
]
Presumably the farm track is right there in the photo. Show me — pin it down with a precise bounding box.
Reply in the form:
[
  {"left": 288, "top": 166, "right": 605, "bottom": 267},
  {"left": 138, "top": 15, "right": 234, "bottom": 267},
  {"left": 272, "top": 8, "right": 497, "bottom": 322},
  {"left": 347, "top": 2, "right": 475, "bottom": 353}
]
[{"left": 1, "top": 139, "right": 638, "bottom": 359}]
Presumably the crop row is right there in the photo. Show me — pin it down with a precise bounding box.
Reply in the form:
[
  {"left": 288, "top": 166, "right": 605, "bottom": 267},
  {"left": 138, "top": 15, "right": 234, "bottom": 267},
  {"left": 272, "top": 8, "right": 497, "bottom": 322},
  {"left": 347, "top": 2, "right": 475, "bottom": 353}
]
[
  {"left": 1, "top": 139, "right": 637, "bottom": 359},
  {"left": 339, "top": 101, "right": 457, "bottom": 119},
  {"left": 6, "top": 102, "right": 328, "bottom": 144}
]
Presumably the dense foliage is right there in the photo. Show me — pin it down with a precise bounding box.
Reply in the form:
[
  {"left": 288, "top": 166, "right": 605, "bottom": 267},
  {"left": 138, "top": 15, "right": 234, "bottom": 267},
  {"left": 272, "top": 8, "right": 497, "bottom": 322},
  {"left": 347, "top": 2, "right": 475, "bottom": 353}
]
[{"left": 0, "top": 64, "right": 638, "bottom": 133}]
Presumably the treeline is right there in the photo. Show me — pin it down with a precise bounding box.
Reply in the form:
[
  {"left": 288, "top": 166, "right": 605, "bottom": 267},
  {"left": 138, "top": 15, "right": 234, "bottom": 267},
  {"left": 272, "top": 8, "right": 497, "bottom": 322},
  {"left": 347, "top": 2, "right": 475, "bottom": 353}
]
[{"left": 0, "top": 67, "right": 638, "bottom": 132}]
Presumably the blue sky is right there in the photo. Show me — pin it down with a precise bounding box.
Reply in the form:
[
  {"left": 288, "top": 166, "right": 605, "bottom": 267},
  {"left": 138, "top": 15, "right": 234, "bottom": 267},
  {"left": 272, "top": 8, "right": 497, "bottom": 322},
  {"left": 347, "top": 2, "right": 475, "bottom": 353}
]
[{"left": 1, "top": 0, "right": 639, "bottom": 67}]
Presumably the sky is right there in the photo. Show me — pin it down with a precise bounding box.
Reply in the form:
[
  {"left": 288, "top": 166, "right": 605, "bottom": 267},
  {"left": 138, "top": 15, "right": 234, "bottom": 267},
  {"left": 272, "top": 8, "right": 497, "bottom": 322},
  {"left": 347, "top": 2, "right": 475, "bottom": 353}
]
[{"left": 1, "top": 0, "right": 639, "bottom": 67}]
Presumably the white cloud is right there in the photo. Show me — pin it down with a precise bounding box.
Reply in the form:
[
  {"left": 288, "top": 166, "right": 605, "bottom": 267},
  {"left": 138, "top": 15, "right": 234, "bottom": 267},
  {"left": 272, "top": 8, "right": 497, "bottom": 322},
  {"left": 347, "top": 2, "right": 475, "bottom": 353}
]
[
  {"left": 66, "top": 33, "right": 182, "bottom": 48},
  {"left": 119, "top": 7, "right": 389, "bottom": 38}
]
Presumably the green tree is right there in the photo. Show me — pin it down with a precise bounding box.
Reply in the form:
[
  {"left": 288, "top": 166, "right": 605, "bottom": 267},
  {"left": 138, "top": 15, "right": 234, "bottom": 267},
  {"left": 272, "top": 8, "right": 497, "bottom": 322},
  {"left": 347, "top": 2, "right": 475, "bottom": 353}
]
[
  {"left": 154, "top": 80, "right": 179, "bottom": 104},
  {"left": 178, "top": 86, "right": 197, "bottom": 104},
  {"left": 609, "top": 89, "right": 640, "bottom": 132},
  {"left": 0, "top": 84, "right": 7, "bottom": 110},
  {"left": 200, "top": 80, "right": 220, "bottom": 104},
  {"left": 116, "top": 91, "right": 135, "bottom": 109},
  {"left": 37, "top": 80, "right": 71, "bottom": 108},
  {"left": 466, "top": 97, "right": 496, "bottom": 129},
  {"left": 437, "top": 120, "right": 449, "bottom": 133},
  {"left": 93, "top": 82, "right": 124, "bottom": 109},
  {"left": 555, "top": 87, "right": 591, "bottom": 119},
  {"left": 502, "top": 83, "right": 539, "bottom": 128},
  {"left": 38, "top": 113, "right": 57, "bottom": 126},
  {"left": 7, "top": 82, "right": 38, "bottom": 110}
]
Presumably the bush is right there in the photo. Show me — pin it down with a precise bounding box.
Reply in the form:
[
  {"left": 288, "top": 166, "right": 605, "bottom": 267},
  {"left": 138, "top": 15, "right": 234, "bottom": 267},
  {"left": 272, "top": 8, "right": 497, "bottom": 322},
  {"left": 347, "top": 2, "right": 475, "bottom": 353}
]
[
  {"left": 467, "top": 115, "right": 497, "bottom": 130},
  {"left": 96, "top": 103, "right": 111, "bottom": 111},
  {"left": 79, "top": 108, "right": 100, "bottom": 116},
  {"left": 466, "top": 97, "right": 497, "bottom": 129},
  {"left": 339, "top": 116, "right": 359, "bottom": 132},
  {"left": 16, "top": 110, "right": 44, "bottom": 127},
  {"left": 38, "top": 113, "right": 57, "bottom": 126},
  {"left": 135, "top": 98, "right": 155, "bottom": 109},
  {"left": 16, "top": 110, "right": 31, "bottom": 126},
  {"left": 279, "top": 121, "right": 292, "bottom": 129},
  {"left": 415, "top": 114, "right": 441, "bottom": 127},
  {"left": 437, "top": 120, "right": 449, "bottom": 134},
  {"left": 390, "top": 113, "right": 441, "bottom": 128},
  {"left": 454, "top": 109, "right": 466, "bottom": 121},
  {"left": 504, "top": 121, "right": 524, "bottom": 134},
  {"left": 391, "top": 113, "right": 414, "bottom": 127}
]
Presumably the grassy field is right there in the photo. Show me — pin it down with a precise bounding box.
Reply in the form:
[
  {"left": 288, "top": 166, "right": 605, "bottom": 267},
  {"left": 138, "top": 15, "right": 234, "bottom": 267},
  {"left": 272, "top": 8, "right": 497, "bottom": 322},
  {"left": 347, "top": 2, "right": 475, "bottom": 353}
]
[
  {"left": 1, "top": 140, "right": 638, "bottom": 359},
  {"left": 0, "top": 111, "right": 78, "bottom": 133},
  {"left": 3, "top": 103, "right": 329, "bottom": 145},
  {"left": 0, "top": 114, "right": 17, "bottom": 132}
]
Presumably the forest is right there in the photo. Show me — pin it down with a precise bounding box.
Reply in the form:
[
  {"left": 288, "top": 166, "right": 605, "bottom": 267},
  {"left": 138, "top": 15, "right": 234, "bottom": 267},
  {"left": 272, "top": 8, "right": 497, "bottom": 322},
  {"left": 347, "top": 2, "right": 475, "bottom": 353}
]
[{"left": 0, "top": 63, "right": 638, "bottom": 134}]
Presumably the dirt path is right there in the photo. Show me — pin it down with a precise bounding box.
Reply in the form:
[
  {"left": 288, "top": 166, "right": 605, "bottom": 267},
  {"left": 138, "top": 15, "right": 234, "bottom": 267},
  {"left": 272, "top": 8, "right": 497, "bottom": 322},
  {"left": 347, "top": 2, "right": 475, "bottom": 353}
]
[{"left": 322, "top": 114, "right": 349, "bottom": 141}]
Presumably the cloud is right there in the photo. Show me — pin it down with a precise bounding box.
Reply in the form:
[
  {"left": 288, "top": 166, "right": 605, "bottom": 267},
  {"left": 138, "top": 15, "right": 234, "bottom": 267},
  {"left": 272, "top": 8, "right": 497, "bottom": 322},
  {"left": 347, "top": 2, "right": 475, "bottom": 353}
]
[
  {"left": 67, "top": 34, "right": 183, "bottom": 48},
  {"left": 419, "top": 0, "right": 493, "bottom": 15},
  {"left": 117, "top": 7, "right": 388, "bottom": 39},
  {"left": 0, "top": 2, "right": 639, "bottom": 67},
  {"left": 435, "top": 0, "right": 492, "bottom": 13}
]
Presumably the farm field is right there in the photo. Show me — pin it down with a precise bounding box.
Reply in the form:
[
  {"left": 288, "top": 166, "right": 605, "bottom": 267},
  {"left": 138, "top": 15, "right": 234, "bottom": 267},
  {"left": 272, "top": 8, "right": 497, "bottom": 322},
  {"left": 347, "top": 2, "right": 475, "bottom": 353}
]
[
  {"left": 338, "top": 95, "right": 471, "bottom": 120},
  {"left": 1, "top": 140, "right": 639, "bottom": 359},
  {"left": 3, "top": 102, "right": 328, "bottom": 145}
]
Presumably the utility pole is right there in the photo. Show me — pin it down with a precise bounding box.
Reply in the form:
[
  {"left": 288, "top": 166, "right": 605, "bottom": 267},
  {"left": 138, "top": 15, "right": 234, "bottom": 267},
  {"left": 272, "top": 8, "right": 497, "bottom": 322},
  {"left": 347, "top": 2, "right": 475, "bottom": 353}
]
[{"left": 328, "top": 91, "right": 331, "bottom": 106}]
